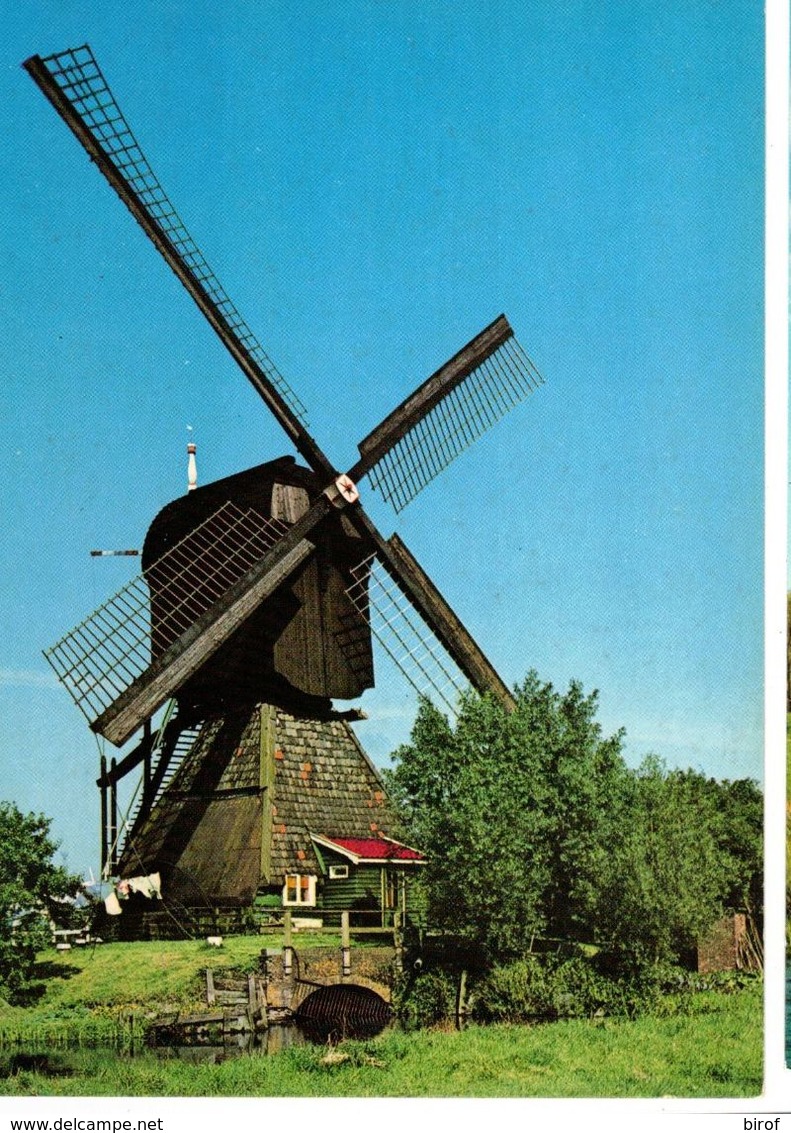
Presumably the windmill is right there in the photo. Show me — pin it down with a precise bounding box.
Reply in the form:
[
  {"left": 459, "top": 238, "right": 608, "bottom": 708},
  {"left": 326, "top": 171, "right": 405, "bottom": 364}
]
[{"left": 27, "top": 45, "right": 544, "bottom": 933}]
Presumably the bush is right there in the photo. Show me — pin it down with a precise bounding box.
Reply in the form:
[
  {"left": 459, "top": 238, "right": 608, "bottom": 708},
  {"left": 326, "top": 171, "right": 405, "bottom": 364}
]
[
  {"left": 469, "top": 953, "right": 725, "bottom": 1023},
  {"left": 0, "top": 802, "right": 82, "bottom": 1005},
  {"left": 395, "top": 969, "right": 457, "bottom": 1029},
  {"left": 473, "top": 954, "right": 619, "bottom": 1022},
  {"left": 472, "top": 955, "right": 551, "bottom": 1022},
  {"left": 548, "top": 956, "right": 616, "bottom": 1018}
]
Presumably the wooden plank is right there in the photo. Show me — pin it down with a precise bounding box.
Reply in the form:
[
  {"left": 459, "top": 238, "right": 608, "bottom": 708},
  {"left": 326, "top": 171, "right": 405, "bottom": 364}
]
[
  {"left": 152, "top": 1010, "right": 225, "bottom": 1028},
  {"left": 205, "top": 968, "right": 216, "bottom": 1006},
  {"left": 91, "top": 501, "right": 328, "bottom": 746},
  {"left": 349, "top": 315, "right": 512, "bottom": 481}
]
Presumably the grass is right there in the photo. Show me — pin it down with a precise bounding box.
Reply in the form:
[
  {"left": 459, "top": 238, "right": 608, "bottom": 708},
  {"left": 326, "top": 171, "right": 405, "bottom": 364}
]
[
  {"left": 0, "top": 986, "right": 762, "bottom": 1097},
  {"left": 0, "top": 937, "right": 763, "bottom": 1097},
  {"left": 0, "top": 934, "right": 337, "bottom": 1045}
]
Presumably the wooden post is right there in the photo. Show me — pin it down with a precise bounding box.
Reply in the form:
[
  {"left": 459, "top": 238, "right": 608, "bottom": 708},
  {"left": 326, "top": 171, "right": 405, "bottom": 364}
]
[
  {"left": 456, "top": 969, "right": 468, "bottom": 1030},
  {"left": 283, "top": 908, "right": 293, "bottom": 976},
  {"left": 341, "top": 910, "right": 351, "bottom": 979},
  {"left": 109, "top": 757, "right": 118, "bottom": 870},
  {"left": 205, "top": 968, "right": 216, "bottom": 1005},
  {"left": 99, "top": 754, "right": 108, "bottom": 873},
  {"left": 393, "top": 909, "right": 403, "bottom": 976},
  {"left": 246, "top": 972, "right": 258, "bottom": 1029}
]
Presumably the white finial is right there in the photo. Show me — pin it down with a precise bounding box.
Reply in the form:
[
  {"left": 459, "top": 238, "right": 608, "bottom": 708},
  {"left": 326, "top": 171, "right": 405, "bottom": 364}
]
[{"left": 187, "top": 427, "right": 197, "bottom": 492}]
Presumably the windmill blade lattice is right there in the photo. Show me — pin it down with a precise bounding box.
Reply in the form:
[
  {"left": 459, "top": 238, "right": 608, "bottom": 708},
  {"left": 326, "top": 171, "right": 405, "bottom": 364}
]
[
  {"left": 358, "top": 322, "right": 543, "bottom": 512},
  {"left": 346, "top": 555, "right": 468, "bottom": 717},
  {"left": 44, "top": 502, "right": 288, "bottom": 725},
  {"left": 27, "top": 44, "right": 308, "bottom": 427}
]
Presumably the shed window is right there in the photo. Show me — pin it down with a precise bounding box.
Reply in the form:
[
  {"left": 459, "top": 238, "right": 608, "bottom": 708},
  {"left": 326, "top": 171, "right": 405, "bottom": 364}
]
[
  {"left": 283, "top": 874, "right": 316, "bottom": 906},
  {"left": 328, "top": 864, "right": 349, "bottom": 880}
]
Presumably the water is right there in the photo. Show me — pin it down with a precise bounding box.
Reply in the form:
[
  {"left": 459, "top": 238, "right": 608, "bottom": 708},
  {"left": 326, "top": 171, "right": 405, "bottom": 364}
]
[
  {"left": 0, "top": 1015, "right": 396, "bottom": 1078},
  {"left": 151, "top": 1017, "right": 395, "bottom": 1061}
]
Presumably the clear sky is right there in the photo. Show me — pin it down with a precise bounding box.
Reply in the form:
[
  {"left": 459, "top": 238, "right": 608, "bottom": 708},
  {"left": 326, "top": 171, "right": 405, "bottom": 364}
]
[{"left": 1, "top": 0, "right": 765, "bottom": 876}]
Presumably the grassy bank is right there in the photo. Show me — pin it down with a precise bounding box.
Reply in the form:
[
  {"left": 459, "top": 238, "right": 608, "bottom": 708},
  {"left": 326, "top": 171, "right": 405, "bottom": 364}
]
[
  {"left": 0, "top": 935, "right": 335, "bottom": 1045},
  {"left": 0, "top": 986, "right": 761, "bottom": 1097},
  {"left": 0, "top": 938, "right": 763, "bottom": 1097}
]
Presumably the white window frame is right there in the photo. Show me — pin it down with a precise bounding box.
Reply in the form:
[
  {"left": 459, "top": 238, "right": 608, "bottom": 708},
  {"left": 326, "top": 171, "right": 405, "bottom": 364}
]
[
  {"left": 328, "top": 864, "right": 349, "bottom": 880},
  {"left": 282, "top": 873, "right": 317, "bottom": 907}
]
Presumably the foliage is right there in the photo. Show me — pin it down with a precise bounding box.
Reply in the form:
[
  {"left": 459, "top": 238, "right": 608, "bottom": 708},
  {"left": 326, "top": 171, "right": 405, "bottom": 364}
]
[
  {"left": 394, "top": 969, "right": 457, "bottom": 1030},
  {"left": 385, "top": 675, "right": 627, "bottom": 960},
  {"left": 386, "top": 676, "right": 763, "bottom": 968},
  {"left": 0, "top": 803, "right": 82, "bottom": 1004},
  {"left": 408, "top": 948, "right": 763, "bottom": 1030},
  {"left": 470, "top": 953, "right": 690, "bottom": 1023},
  {"left": 594, "top": 759, "right": 762, "bottom": 965},
  {"left": 594, "top": 760, "right": 719, "bottom": 965}
]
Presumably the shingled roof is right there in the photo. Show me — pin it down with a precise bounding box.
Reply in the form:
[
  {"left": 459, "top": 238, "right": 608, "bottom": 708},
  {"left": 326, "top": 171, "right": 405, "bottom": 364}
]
[
  {"left": 269, "top": 709, "right": 398, "bottom": 880},
  {"left": 119, "top": 703, "right": 404, "bottom": 904}
]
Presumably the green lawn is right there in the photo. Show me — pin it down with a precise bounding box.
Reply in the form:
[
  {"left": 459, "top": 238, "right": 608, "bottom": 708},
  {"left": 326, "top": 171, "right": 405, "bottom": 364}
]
[
  {"left": 0, "top": 935, "right": 335, "bottom": 1044},
  {"left": 0, "top": 938, "right": 763, "bottom": 1097}
]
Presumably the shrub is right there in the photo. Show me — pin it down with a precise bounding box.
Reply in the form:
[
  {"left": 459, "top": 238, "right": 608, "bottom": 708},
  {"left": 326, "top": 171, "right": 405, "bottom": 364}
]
[
  {"left": 470, "top": 953, "right": 707, "bottom": 1023},
  {"left": 472, "top": 955, "right": 551, "bottom": 1022},
  {"left": 395, "top": 970, "right": 456, "bottom": 1029}
]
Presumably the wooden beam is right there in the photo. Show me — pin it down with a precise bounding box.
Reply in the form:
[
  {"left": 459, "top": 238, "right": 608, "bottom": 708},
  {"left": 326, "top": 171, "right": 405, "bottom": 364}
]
[
  {"left": 99, "top": 754, "right": 108, "bottom": 874},
  {"left": 109, "top": 758, "right": 118, "bottom": 871},
  {"left": 349, "top": 315, "right": 513, "bottom": 482},
  {"left": 91, "top": 500, "right": 329, "bottom": 746},
  {"left": 96, "top": 729, "right": 155, "bottom": 787},
  {"left": 386, "top": 533, "right": 516, "bottom": 711},
  {"left": 93, "top": 536, "right": 314, "bottom": 746},
  {"left": 135, "top": 722, "right": 182, "bottom": 829}
]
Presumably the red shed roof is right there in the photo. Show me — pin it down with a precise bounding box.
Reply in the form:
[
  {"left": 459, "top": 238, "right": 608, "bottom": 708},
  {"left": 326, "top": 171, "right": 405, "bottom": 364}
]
[{"left": 311, "top": 833, "right": 425, "bottom": 864}]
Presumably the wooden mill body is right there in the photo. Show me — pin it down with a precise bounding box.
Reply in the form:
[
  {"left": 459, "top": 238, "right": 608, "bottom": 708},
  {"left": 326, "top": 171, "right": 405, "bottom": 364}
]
[{"left": 143, "top": 458, "right": 374, "bottom": 718}]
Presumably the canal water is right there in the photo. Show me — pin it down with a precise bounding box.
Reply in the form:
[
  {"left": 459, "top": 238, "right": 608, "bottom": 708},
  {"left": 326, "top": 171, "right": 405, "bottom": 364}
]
[
  {"left": 0, "top": 1015, "right": 396, "bottom": 1080},
  {"left": 0, "top": 997, "right": 396, "bottom": 1081}
]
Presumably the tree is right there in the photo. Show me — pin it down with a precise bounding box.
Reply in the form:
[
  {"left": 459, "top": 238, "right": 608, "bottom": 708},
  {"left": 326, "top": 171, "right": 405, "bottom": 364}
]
[
  {"left": 386, "top": 673, "right": 628, "bottom": 961},
  {"left": 594, "top": 759, "right": 763, "bottom": 967},
  {"left": 0, "top": 802, "right": 81, "bottom": 1003},
  {"left": 594, "top": 758, "right": 721, "bottom": 966},
  {"left": 387, "top": 677, "right": 763, "bottom": 970}
]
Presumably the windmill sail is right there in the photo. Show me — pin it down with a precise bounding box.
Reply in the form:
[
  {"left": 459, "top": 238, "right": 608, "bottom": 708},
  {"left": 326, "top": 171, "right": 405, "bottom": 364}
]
[
  {"left": 346, "top": 516, "right": 516, "bottom": 714},
  {"left": 43, "top": 501, "right": 308, "bottom": 743},
  {"left": 351, "top": 315, "right": 544, "bottom": 511},
  {"left": 346, "top": 554, "right": 468, "bottom": 716},
  {"left": 23, "top": 45, "right": 335, "bottom": 480},
  {"left": 31, "top": 43, "right": 525, "bottom": 733}
]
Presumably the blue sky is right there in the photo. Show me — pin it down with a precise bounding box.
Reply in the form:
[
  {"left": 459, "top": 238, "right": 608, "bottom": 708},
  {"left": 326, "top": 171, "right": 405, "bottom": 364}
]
[{"left": 1, "top": 0, "right": 765, "bottom": 875}]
